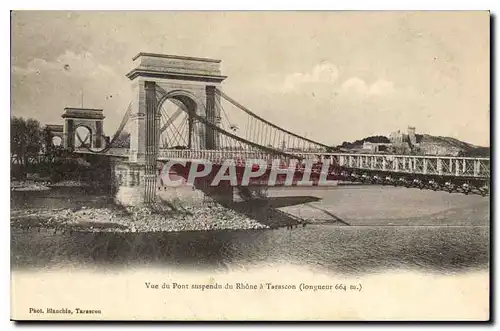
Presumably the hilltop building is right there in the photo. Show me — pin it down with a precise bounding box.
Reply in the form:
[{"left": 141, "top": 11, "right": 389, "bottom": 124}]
[
  {"left": 361, "top": 141, "right": 391, "bottom": 153},
  {"left": 360, "top": 126, "right": 419, "bottom": 154},
  {"left": 389, "top": 130, "right": 404, "bottom": 144},
  {"left": 342, "top": 126, "right": 467, "bottom": 156},
  {"left": 386, "top": 126, "right": 420, "bottom": 154}
]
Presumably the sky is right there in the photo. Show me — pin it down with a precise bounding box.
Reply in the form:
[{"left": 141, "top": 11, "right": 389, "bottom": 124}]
[{"left": 11, "top": 11, "right": 490, "bottom": 146}]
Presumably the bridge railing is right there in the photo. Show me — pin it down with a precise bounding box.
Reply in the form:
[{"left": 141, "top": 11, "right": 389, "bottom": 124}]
[
  {"left": 77, "top": 148, "right": 490, "bottom": 179},
  {"left": 158, "top": 149, "right": 293, "bottom": 164},
  {"left": 74, "top": 147, "right": 130, "bottom": 156},
  {"left": 312, "top": 153, "right": 490, "bottom": 179},
  {"left": 157, "top": 149, "right": 490, "bottom": 179}
]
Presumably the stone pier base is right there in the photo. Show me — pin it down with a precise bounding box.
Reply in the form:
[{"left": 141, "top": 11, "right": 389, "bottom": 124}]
[
  {"left": 156, "top": 184, "right": 235, "bottom": 207},
  {"left": 200, "top": 184, "right": 235, "bottom": 204},
  {"left": 112, "top": 162, "right": 147, "bottom": 207},
  {"left": 115, "top": 185, "right": 147, "bottom": 206},
  {"left": 234, "top": 186, "right": 269, "bottom": 202},
  {"left": 112, "top": 161, "right": 238, "bottom": 207}
]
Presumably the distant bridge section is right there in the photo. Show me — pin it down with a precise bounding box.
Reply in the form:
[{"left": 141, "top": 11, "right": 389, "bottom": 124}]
[
  {"left": 320, "top": 152, "right": 489, "bottom": 195},
  {"left": 316, "top": 153, "right": 490, "bottom": 179}
]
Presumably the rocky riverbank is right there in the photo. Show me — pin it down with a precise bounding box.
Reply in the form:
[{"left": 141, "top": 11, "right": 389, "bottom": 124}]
[
  {"left": 11, "top": 179, "right": 93, "bottom": 191},
  {"left": 48, "top": 180, "right": 92, "bottom": 187},
  {"left": 10, "top": 202, "right": 270, "bottom": 233},
  {"left": 11, "top": 181, "right": 50, "bottom": 191}
]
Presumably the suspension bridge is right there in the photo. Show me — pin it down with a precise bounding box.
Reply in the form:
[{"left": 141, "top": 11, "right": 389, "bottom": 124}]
[{"left": 49, "top": 53, "right": 490, "bottom": 205}]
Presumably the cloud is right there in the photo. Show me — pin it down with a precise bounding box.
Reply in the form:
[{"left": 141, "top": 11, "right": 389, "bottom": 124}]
[
  {"left": 11, "top": 51, "right": 131, "bottom": 134},
  {"left": 237, "top": 65, "right": 403, "bottom": 144},
  {"left": 11, "top": 60, "right": 43, "bottom": 75},
  {"left": 340, "top": 77, "right": 367, "bottom": 94},
  {"left": 368, "top": 79, "right": 395, "bottom": 96},
  {"left": 12, "top": 51, "right": 116, "bottom": 79},
  {"left": 340, "top": 77, "right": 395, "bottom": 96},
  {"left": 281, "top": 62, "right": 340, "bottom": 91},
  {"left": 270, "top": 62, "right": 395, "bottom": 100}
]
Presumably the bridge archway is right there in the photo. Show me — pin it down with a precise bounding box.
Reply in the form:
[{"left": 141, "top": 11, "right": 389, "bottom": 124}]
[
  {"left": 74, "top": 124, "right": 93, "bottom": 148},
  {"left": 62, "top": 107, "right": 105, "bottom": 150},
  {"left": 51, "top": 136, "right": 62, "bottom": 146},
  {"left": 45, "top": 124, "right": 64, "bottom": 147},
  {"left": 126, "top": 52, "right": 226, "bottom": 164},
  {"left": 156, "top": 90, "right": 207, "bottom": 150}
]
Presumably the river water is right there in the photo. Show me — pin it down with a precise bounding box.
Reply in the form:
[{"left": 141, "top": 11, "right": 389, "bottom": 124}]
[{"left": 11, "top": 186, "right": 490, "bottom": 275}]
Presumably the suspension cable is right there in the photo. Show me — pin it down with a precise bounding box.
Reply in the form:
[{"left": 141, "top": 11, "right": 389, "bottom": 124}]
[
  {"left": 154, "top": 86, "right": 304, "bottom": 160},
  {"left": 216, "top": 88, "right": 331, "bottom": 150}
]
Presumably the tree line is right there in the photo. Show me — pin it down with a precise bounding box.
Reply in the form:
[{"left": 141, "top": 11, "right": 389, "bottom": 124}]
[
  {"left": 11, "top": 116, "right": 55, "bottom": 165},
  {"left": 11, "top": 116, "right": 74, "bottom": 180},
  {"left": 337, "top": 135, "right": 391, "bottom": 149}
]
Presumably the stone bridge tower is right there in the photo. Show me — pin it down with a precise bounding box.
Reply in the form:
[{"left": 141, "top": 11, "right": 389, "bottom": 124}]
[
  {"left": 62, "top": 107, "right": 105, "bottom": 150},
  {"left": 126, "top": 52, "right": 227, "bottom": 163},
  {"left": 115, "top": 53, "right": 227, "bottom": 205}
]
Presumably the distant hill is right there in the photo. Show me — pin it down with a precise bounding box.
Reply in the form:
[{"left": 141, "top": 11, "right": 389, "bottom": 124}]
[
  {"left": 421, "top": 135, "right": 475, "bottom": 150},
  {"left": 338, "top": 135, "right": 390, "bottom": 149},
  {"left": 419, "top": 134, "right": 490, "bottom": 157},
  {"left": 336, "top": 134, "right": 490, "bottom": 157}
]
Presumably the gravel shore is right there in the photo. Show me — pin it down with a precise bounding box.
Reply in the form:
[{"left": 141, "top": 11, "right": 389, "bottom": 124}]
[
  {"left": 11, "top": 180, "right": 92, "bottom": 191},
  {"left": 10, "top": 203, "right": 270, "bottom": 233},
  {"left": 11, "top": 180, "right": 50, "bottom": 191}
]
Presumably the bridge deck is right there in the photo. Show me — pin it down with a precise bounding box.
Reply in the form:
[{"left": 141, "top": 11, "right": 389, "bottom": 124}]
[{"left": 75, "top": 148, "right": 490, "bottom": 180}]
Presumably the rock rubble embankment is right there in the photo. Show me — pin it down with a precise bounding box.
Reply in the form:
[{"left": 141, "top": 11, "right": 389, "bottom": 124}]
[
  {"left": 11, "top": 203, "right": 269, "bottom": 233},
  {"left": 11, "top": 180, "right": 92, "bottom": 191}
]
